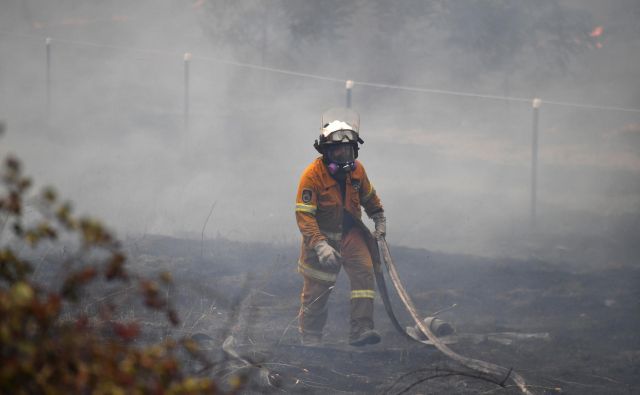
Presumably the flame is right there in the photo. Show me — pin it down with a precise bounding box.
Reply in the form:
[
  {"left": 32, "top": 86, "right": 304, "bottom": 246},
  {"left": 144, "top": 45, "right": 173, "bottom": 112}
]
[{"left": 590, "top": 26, "right": 604, "bottom": 38}]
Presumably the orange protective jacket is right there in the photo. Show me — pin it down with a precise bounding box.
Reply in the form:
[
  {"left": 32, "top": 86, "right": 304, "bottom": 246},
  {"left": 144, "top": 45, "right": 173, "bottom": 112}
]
[{"left": 295, "top": 157, "right": 383, "bottom": 251}]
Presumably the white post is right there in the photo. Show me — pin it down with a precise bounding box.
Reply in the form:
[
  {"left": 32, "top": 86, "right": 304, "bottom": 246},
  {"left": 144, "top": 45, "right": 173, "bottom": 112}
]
[
  {"left": 345, "top": 80, "right": 354, "bottom": 108},
  {"left": 530, "top": 98, "right": 541, "bottom": 228},
  {"left": 184, "top": 52, "right": 192, "bottom": 136},
  {"left": 46, "top": 37, "right": 52, "bottom": 119}
]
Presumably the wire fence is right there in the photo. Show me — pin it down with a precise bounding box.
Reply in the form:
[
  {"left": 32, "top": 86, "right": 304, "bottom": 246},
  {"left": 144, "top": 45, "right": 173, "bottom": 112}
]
[
  {"left": 1, "top": 30, "right": 639, "bottom": 250},
  {"left": 3, "top": 30, "right": 640, "bottom": 113}
]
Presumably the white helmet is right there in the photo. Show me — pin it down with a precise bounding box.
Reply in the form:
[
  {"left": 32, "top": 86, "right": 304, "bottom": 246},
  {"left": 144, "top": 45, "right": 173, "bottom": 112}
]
[
  {"left": 314, "top": 108, "right": 364, "bottom": 175},
  {"left": 314, "top": 107, "right": 363, "bottom": 153}
]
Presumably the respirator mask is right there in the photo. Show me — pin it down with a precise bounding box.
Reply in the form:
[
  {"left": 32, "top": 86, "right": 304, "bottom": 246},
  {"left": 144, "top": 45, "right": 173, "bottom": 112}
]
[{"left": 325, "top": 143, "right": 356, "bottom": 175}]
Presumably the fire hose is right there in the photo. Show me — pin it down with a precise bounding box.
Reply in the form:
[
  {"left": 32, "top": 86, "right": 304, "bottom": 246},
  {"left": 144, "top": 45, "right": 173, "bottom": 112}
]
[{"left": 373, "top": 236, "right": 532, "bottom": 394}]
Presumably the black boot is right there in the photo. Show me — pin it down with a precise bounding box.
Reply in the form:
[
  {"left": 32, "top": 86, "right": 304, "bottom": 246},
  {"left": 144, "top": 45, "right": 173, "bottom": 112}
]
[{"left": 349, "top": 329, "right": 381, "bottom": 346}]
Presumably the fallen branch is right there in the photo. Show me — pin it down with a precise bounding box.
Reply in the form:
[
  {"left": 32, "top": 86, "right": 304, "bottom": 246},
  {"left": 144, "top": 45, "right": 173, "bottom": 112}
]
[
  {"left": 384, "top": 366, "right": 505, "bottom": 395},
  {"left": 480, "top": 384, "right": 562, "bottom": 394},
  {"left": 395, "top": 372, "right": 469, "bottom": 395}
]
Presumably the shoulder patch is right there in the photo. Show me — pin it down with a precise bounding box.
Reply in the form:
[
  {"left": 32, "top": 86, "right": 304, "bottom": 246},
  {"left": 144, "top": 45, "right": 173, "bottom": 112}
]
[{"left": 301, "top": 189, "right": 313, "bottom": 203}]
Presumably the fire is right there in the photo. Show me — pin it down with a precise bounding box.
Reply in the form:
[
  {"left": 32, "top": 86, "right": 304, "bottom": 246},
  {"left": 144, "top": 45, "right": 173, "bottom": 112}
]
[{"left": 590, "top": 26, "right": 604, "bottom": 38}]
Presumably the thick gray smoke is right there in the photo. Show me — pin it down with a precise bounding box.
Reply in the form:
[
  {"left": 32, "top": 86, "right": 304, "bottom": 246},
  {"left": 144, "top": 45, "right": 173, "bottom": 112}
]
[{"left": 1, "top": 0, "right": 639, "bottom": 262}]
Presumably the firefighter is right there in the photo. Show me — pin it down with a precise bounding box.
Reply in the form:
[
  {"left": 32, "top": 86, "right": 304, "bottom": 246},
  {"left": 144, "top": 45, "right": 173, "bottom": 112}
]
[{"left": 295, "top": 108, "right": 386, "bottom": 347}]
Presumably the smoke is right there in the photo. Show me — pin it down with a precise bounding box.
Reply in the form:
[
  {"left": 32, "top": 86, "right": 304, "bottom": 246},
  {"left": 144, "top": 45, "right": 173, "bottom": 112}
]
[{"left": 1, "top": 0, "right": 639, "bottom": 262}]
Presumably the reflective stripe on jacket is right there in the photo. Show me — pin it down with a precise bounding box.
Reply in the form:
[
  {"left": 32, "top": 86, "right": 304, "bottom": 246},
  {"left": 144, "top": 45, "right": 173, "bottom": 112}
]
[{"left": 295, "top": 157, "right": 383, "bottom": 251}]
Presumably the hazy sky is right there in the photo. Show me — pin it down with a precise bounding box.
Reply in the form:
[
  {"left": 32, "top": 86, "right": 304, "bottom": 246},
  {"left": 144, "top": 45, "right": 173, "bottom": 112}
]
[{"left": 1, "top": 0, "right": 639, "bottom": 258}]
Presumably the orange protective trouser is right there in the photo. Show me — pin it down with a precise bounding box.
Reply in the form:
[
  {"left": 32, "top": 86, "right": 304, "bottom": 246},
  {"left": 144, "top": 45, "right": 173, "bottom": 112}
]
[{"left": 299, "top": 227, "right": 376, "bottom": 340}]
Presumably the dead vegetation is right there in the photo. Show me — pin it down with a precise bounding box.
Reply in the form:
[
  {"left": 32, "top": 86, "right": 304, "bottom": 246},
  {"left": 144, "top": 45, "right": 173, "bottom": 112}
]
[
  {"left": 106, "top": 231, "right": 639, "bottom": 394},
  {"left": 2, "top": 146, "right": 638, "bottom": 394}
]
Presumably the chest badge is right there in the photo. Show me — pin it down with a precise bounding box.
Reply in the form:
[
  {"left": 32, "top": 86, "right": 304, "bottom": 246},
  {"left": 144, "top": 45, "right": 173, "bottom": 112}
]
[{"left": 352, "top": 180, "right": 361, "bottom": 192}]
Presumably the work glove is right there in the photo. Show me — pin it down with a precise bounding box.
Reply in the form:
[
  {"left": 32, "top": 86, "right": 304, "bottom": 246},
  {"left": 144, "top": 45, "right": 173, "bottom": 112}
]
[
  {"left": 313, "top": 240, "right": 341, "bottom": 270},
  {"left": 371, "top": 212, "right": 387, "bottom": 240}
]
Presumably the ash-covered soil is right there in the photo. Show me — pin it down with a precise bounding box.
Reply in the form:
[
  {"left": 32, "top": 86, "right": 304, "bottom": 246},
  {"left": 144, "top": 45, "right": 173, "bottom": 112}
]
[{"left": 122, "top": 235, "right": 640, "bottom": 394}]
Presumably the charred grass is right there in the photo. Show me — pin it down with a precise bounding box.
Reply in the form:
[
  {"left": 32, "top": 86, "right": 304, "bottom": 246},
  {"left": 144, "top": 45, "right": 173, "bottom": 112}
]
[{"left": 104, "top": 235, "right": 640, "bottom": 394}]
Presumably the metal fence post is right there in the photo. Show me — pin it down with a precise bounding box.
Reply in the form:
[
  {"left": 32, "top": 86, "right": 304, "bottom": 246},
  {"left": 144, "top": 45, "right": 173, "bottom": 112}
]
[
  {"left": 46, "top": 37, "right": 52, "bottom": 119},
  {"left": 184, "top": 52, "right": 192, "bottom": 136},
  {"left": 345, "top": 80, "right": 354, "bottom": 108},
  {"left": 530, "top": 98, "right": 541, "bottom": 228}
]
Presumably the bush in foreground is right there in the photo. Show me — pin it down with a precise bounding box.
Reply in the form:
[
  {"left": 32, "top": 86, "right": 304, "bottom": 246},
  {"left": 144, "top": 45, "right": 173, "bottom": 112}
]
[{"left": 0, "top": 152, "right": 220, "bottom": 394}]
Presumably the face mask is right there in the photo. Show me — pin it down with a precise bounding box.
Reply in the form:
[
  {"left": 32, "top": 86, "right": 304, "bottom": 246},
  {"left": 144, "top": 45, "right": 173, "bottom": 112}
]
[{"left": 327, "top": 144, "right": 355, "bottom": 164}]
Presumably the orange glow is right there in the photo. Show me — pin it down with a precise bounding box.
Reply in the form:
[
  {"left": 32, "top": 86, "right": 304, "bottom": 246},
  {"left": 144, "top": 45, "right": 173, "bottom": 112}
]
[
  {"left": 590, "top": 26, "right": 604, "bottom": 37},
  {"left": 623, "top": 123, "right": 640, "bottom": 133}
]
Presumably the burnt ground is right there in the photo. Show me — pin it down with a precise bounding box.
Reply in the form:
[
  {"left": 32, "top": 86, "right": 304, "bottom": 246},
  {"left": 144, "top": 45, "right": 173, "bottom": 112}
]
[{"left": 120, "top": 235, "right": 640, "bottom": 394}]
